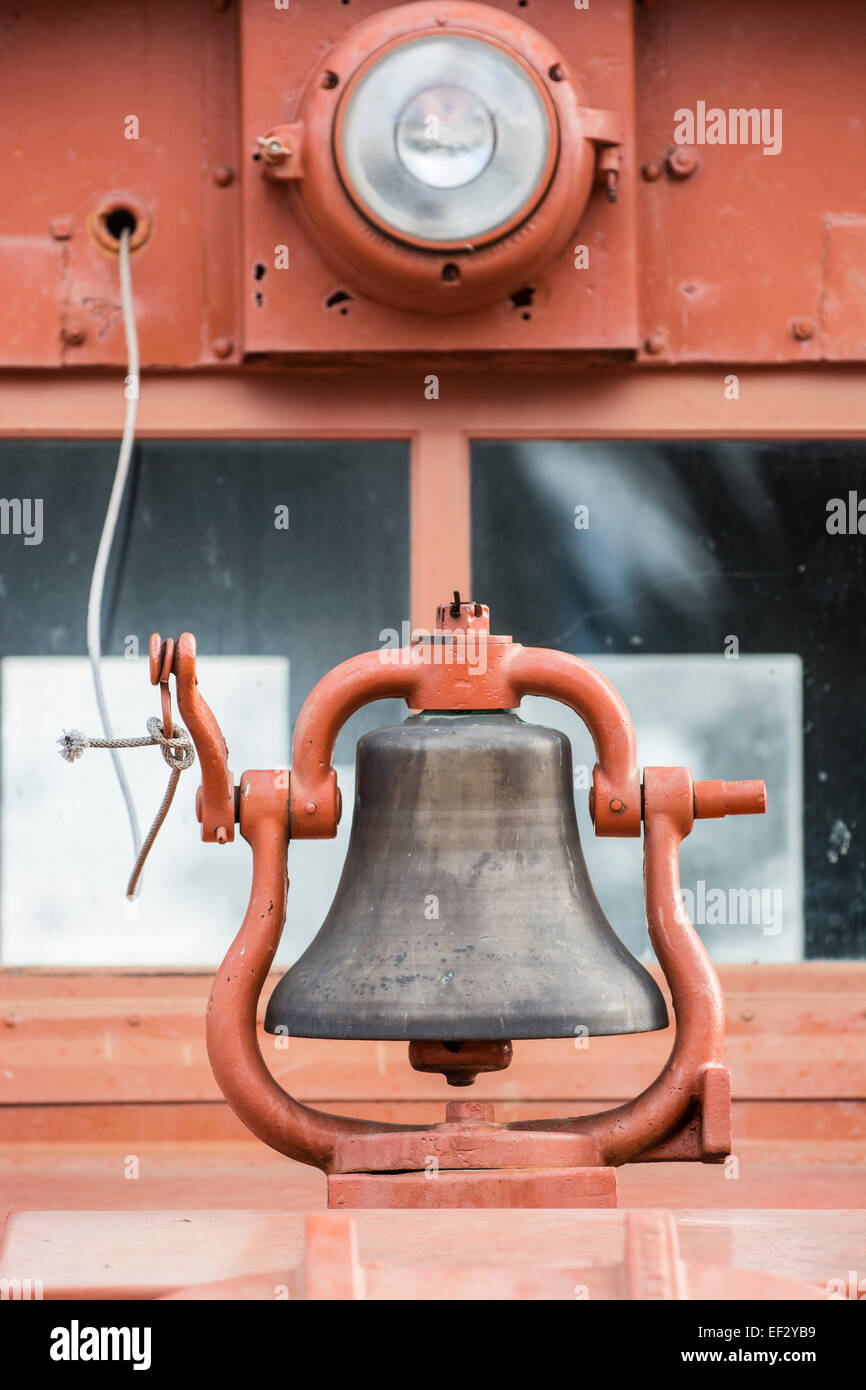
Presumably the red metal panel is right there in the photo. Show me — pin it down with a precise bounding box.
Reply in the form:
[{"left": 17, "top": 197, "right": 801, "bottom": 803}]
[
  {"left": 0, "top": 0, "right": 240, "bottom": 368},
  {"left": 1, "top": 2, "right": 865, "bottom": 364},
  {"left": 820, "top": 216, "right": 866, "bottom": 359},
  {"left": 0, "top": 238, "right": 64, "bottom": 366},
  {"left": 635, "top": 0, "right": 866, "bottom": 363}
]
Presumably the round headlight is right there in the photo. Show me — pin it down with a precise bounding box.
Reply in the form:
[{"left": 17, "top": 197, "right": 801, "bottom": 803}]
[{"left": 335, "top": 34, "right": 556, "bottom": 247}]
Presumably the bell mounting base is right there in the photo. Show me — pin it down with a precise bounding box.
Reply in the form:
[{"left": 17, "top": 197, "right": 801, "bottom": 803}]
[
  {"left": 328, "top": 1099, "right": 618, "bottom": 1209},
  {"left": 328, "top": 1166, "right": 618, "bottom": 1211}
]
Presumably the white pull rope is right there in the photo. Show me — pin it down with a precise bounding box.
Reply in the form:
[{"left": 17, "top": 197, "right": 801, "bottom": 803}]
[
  {"left": 85, "top": 228, "right": 141, "bottom": 855},
  {"left": 58, "top": 719, "right": 195, "bottom": 900}
]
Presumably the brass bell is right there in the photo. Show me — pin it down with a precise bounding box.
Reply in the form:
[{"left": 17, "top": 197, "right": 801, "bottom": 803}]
[
  {"left": 137, "top": 611, "right": 766, "bottom": 1201},
  {"left": 265, "top": 711, "right": 668, "bottom": 1058}
]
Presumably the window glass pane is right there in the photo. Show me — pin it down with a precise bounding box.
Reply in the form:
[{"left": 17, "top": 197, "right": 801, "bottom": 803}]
[
  {"left": 471, "top": 440, "right": 866, "bottom": 961},
  {"left": 0, "top": 440, "right": 409, "bottom": 966}
]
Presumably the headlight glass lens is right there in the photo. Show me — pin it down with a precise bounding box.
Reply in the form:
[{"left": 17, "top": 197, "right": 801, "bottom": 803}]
[
  {"left": 337, "top": 35, "right": 554, "bottom": 246},
  {"left": 395, "top": 85, "right": 495, "bottom": 190}
]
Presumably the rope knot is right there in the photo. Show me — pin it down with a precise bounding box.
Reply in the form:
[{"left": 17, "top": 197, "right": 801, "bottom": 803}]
[{"left": 145, "top": 716, "right": 195, "bottom": 773}]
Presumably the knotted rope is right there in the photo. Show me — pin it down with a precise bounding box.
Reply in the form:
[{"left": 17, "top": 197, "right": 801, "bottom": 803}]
[{"left": 58, "top": 716, "right": 195, "bottom": 900}]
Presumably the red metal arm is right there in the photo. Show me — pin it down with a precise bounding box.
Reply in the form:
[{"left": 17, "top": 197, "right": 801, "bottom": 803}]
[
  {"left": 205, "top": 770, "right": 412, "bottom": 1168},
  {"left": 513, "top": 767, "right": 766, "bottom": 1163},
  {"left": 154, "top": 632, "right": 236, "bottom": 844},
  {"left": 289, "top": 610, "right": 643, "bottom": 838},
  {"left": 502, "top": 644, "right": 642, "bottom": 836}
]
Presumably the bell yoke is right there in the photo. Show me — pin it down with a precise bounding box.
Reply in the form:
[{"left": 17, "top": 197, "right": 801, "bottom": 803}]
[{"left": 151, "top": 599, "right": 766, "bottom": 1207}]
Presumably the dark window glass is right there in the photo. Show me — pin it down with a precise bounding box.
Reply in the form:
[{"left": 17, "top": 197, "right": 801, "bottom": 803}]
[
  {"left": 0, "top": 439, "right": 410, "bottom": 758},
  {"left": 472, "top": 440, "right": 866, "bottom": 960}
]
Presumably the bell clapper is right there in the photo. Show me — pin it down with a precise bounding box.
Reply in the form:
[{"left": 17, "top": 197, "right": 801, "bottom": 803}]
[{"left": 408, "top": 1040, "right": 514, "bottom": 1087}]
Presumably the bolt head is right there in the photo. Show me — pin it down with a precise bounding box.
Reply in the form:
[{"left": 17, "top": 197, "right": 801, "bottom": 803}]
[
  {"left": 644, "top": 333, "right": 666, "bottom": 356},
  {"left": 61, "top": 321, "right": 87, "bottom": 346},
  {"left": 667, "top": 148, "right": 700, "bottom": 179}
]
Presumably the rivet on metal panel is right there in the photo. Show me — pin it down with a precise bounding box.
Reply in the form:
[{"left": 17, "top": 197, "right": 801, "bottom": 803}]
[
  {"left": 641, "top": 162, "right": 662, "bottom": 182},
  {"left": 212, "top": 165, "right": 234, "bottom": 187},
  {"left": 61, "top": 320, "right": 88, "bottom": 346},
  {"left": 790, "top": 317, "right": 817, "bottom": 341},
  {"left": 211, "top": 338, "right": 234, "bottom": 359},
  {"left": 667, "top": 148, "right": 700, "bottom": 180},
  {"left": 50, "top": 218, "right": 74, "bottom": 240}
]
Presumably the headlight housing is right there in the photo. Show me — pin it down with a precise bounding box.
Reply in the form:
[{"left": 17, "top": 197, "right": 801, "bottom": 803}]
[{"left": 274, "top": 1, "right": 621, "bottom": 314}]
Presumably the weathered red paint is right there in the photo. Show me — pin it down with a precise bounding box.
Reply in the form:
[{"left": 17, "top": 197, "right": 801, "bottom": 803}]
[
  {"left": 328, "top": 1167, "right": 618, "bottom": 1211},
  {"left": 4, "top": 1, "right": 866, "bottom": 363},
  {"left": 1, "top": 0, "right": 863, "bottom": 1274}
]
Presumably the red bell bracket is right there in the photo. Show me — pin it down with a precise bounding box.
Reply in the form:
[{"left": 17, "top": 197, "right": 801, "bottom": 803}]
[
  {"left": 151, "top": 607, "right": 767, "bottom": 1205},
  {"left": 151, "top": 632, "right": 236, "bottom": 844},
  {"left": 289, "top": 600, "right": 642, "bottom": 838}
]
